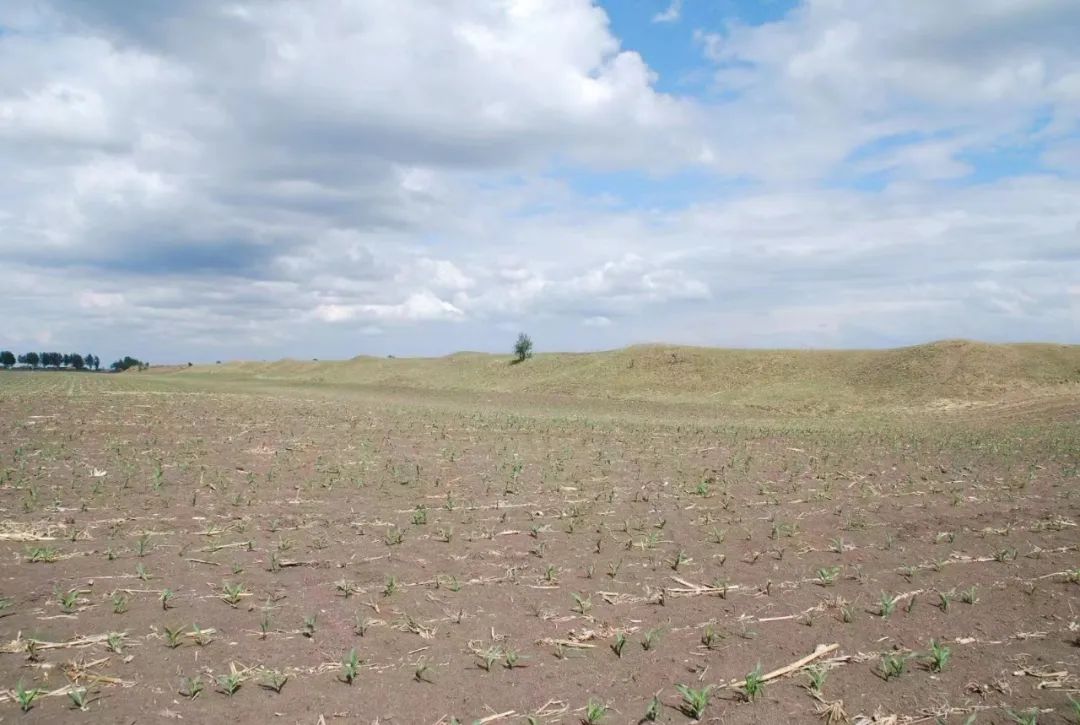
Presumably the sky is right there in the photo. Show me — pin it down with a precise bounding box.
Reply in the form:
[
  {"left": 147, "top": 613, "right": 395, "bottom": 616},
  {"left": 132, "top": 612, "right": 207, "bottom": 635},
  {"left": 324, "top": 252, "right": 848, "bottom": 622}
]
[{"left": 1, "top": 0, "right": 1078, "bottom": 363}]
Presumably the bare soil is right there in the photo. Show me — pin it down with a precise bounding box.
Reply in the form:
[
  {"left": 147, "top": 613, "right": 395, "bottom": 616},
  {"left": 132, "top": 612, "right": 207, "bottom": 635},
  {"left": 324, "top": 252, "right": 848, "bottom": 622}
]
[{"left": 0, "top": 371, "right": 1078, "bottom": 724}]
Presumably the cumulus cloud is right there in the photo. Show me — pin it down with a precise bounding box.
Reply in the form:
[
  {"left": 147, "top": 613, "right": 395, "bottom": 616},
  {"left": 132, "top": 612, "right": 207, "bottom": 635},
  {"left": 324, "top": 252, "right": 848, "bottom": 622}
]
[{"left": 0, "top": 0, "right": 1077, "bottom": 360}]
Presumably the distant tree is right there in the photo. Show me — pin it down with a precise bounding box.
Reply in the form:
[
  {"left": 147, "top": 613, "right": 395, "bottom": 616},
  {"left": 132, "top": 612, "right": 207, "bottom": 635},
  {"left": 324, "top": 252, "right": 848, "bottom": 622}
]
[
  {"left": 61, "top": 353, "right": 71, "bottom": 367},
  {"left": 71, "top": 353, "right": 85, "bottom": 370},
  {"left": 110, "top": 356, "right": 144, "bottom": 372},
  {"left": 24, "top": 352, "right": 40, "bottom": 368},
  {"left": 0, "top": 351, "right": 14, "bottom": 368},
  {"left": 513, "top": 332, "right": 534, "bottom": 363}
]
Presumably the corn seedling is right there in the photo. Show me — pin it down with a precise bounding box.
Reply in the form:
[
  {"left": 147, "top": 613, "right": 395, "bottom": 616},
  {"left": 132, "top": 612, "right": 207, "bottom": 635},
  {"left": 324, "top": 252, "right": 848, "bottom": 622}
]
[
  {"left": 164, "top": 624, "right": 184, "bottom": 648},
  {"left": 179, "top": 675, "right": 204, "bottom": 699},
  {"left": 816, "top": 567, "right": 840, "bottom": 586},
  {"left": 878, "top": 591, "right": 898, "bottom": 618},
  {"left": 926, "top": 639, "right": 950, "bottom": 672},
  {"left": 414, "top": 662, "right": 433, "bottom": 683},
  {"left": 135, "top": 563, "right": 150, "bottom": 581},
  {"left": 303, "top": 614, "right": 317, "bottom": 638},
  {"left": 504, "top": 649, "right": 524, "bottom": 668},
  {"left": 584, "top": 699, "right": 608, "bottom": 724},
  {"left": 135, "top": 533, "right": 153, "bottom": 557},
  {"left": 477, "top": 647, "right": 500, "bottom": 671},
  {"left": 341, "top": 648, "right": 361, "bottom": 684},
  {"left": 670, "top": 549, "right": 689, "bottom": 571},
  {"left": 190, "top": 623, "right": 211, "bottom": 646},
  {"left": 1006, "top": 709, "right": 1039, "bottom": 725},
  {"left": 959, "top": 586, "right": 979, "bottom": 604},
  {"left": 805, "top": 665, "right": 827, "bottom": 694},
  {"left": 937, "top": 589, "right": 953, "bottom": 612},
  {"left": 643, "top": 695, "right": 660, "bottom": 721},
  {"left": 641, "top": 627, "right": 661, "bottom": 651},
  {"left": 384, "top": 528, "right": 405, "bottom": 546},
  {"left": 260, "top": 670, "right": 288, "bottom": 693},
  {"left": 675, "top": 683, "right": 711, "bottom": 719},
  {"left": 14, "top": 681, "right": 43, "bottom": 712},
  {"left": 221, "top": 581, "right": 246, "bottom": 606},
  {"left": 26, "top": 546, "right": 59, "bottom": 563},
  {"left": 58, "top": 588, "right": 79, "bottom": 613},
  {"left": 160, "top": 588, "right": 174, "bottom": 610},
  {"left": 880, "top": 653, "right": 906, "bottom": 680},
  {"left": 701, "top": 624, "right": 722, "bottom": 649},
  {"left": 741, "top": 664, "right": 765, "bottom": 701},
  {"left": 106, "top": 632, "right": 124, "bottom": 653},
  {"left": 67, "top": 686, "right": 90, "bottom": 711},
  {"left": 217, "top": 672, "right": 242, "bottom": 696},
  {"left": 383, "top": 575, "right": 398, "bottom": 597},
  {"left": 611, "top": 632, "right": 626, "bottom": 657},
  {"left": 571, "top": 592, "right": 592, "bottom": 615}
]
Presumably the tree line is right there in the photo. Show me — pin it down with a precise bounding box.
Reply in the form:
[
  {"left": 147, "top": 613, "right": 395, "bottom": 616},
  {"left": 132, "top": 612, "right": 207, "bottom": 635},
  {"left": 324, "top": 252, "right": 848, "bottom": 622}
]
[{"left": 0, "top": 351, "right": 147, "bottom": 372}]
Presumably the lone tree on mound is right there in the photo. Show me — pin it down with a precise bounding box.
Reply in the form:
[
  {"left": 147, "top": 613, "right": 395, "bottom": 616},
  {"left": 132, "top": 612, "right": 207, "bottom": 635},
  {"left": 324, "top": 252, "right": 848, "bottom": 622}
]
[{"left": 513, "top": 332, "right": 533, "bottom": 363}]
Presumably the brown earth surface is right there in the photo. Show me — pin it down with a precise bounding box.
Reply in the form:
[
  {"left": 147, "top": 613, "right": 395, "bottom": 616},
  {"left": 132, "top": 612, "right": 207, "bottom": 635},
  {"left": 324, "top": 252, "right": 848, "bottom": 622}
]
[{"left": 0, "top": 369, "right": 1078, "bottom": 724}]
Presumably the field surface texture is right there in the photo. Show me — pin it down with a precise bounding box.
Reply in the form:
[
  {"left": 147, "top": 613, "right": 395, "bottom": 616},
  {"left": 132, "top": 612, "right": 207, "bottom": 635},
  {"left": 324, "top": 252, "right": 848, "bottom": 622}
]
[{"left": 1, "top": 340, "right": 1079, "bottom": 724}]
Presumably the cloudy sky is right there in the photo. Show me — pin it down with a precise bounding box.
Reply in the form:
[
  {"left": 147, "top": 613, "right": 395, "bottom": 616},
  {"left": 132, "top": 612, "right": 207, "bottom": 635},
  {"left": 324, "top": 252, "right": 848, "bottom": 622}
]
[{"left": 2, "top": 0, "right": 1078, "bottom": 362}]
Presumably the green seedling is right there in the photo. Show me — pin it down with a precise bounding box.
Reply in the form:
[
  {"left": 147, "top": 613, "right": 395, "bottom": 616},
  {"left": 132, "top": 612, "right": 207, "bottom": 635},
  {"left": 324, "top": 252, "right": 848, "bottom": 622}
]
[
  {"left": 701, "top": 625, "right": 722, "bottom": 649},
  {"left": 135, "top": 533, "right": 153, "bottom": 557},
  {"left": 411, "top": 505, "right": 427, "bottom": 525},
  {"left": 302, "top": 614, "right": 316, "bottom": 638},
  {"left": 611, "top": 632, "right": 626, "bottom": 657},
  {"left": 959, "top": 586, "right": 978, "bottom": 604},
  {"left": 641, "top": 627, "right": 661, "bottom": 651},
  {"left": 221, "top": 582, "right": 246, "bottom": 606},
  {"left": 335, "top": 579, "right": 356, "bottom": 598},
  {"left": 260, "top": 670, "right": 288, "bottom": 693},
  {"left": 880, "top": 653, "right": 906, "bottom": 680},
  {"left": 675, "top": 683, "right": 711, "bottom": 719},
  {"left": 805, "top": 665, "right": 827, "bottom": 694},
  {"left": 111, "top": 592, "right": 128, "bottom": 614},
  {"left": 163, "top": 624, "right": 184, "bottom": 648},
  {"left": 26, "top": 546, "right": 59, "bottom": 563},
  {"left": 816, "top": 567, "right": 840, "bottom": 586},
  {"left": 643, "top": 694, "right": 661, "bottom": 721},
  {"left": 383, "top": 576, "right": 398, "bottom": 597},
  {"left": 384, "top": 528, "right": 404, "bottom": 546},
  {"left": 937, "top": 589, "right": 953, "bottom": 612},
  {"left": 67, "top": 687, "right": 90, "bottom": 711},
  {"left": 190, "top": 623, "right": 211, "bottom": 646},
  {"left": 926, "top": 639, "right": 950, "bottom": 672},
  {"left": 14, "top": 681, "right": 43, "bottom": 712},
  {"left": 878, "top": 592, "right": 898, "bottom": 618},
  {"left": 571, "top": 592, "right": 592, "bottom": 615},
  {"left": 583, "top": 699, "right": 608, "bottom": 724},
  {"left": 341, "top": 649, "right": 361, "bottom": 684},
  {"left": 179, "top": 675, "right": 204, "bottom": 699},
  {"left": 670, "top": 549, "right": 689, "bottom": 571},
  {"left": 743, "top": 664, "right": 765, "bottom": 701},
  {"left": 160, "top": 588, "right": 175, "bottom": 610},
  {"left": 217, "top": 672, "right": 242, "bottom": 696},
  {"left": 504, "top": 649, "right": 524, "bottom": 669},
  {"left": 477, "top": 646, "right": 500, "bottom": 671},
  {"left": 58, "top": 588, "right": 79, "bottom": 613},
  {"left": 135, "top": 563, "right": 150, "bottom": 581},
  {"left": 1006, "top": 709, "right": 1039, "bottom": 725},
  {"left": 414, "top": 662, "right": 433, "bottom": 683},
  {"left": 354, "top": 612, "right": 373, "bottom": 636},
  {"left": 106, "top": 632, "right": 124, "bottom": 654}
]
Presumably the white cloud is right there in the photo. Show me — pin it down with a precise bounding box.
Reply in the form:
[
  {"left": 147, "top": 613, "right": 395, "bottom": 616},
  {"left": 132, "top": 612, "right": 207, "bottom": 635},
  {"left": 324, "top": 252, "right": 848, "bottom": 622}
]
[
  {"left": 0, "top": 0, "right": 1077, "bottom": 360},
  {"left": 652, "top": 0, "right": 682, "bottom": 24}
]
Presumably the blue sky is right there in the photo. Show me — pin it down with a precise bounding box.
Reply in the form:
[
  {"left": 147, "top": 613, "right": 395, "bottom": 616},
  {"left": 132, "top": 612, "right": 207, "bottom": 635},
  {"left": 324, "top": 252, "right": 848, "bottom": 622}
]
[{"left": 0, "top": 0, "right": 1077, "bottom": 362}]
